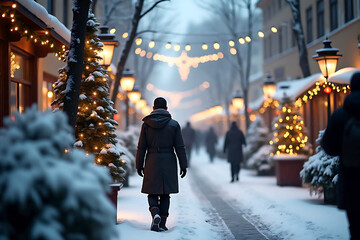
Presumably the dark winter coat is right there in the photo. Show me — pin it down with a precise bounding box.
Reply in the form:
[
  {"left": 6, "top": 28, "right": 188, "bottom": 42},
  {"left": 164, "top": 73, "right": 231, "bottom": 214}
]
[
  {"left": 182, "top": 125, "right": 196, "bottom": 147},
  {"left": 321, "top": 91, "right": 360, "bottom": 210},
  {"left": 136, "top": 109, "right": 188, "bottom": 195},
  {"left": 223, "top": 125, "right": 247, "bottom": 163},
  {"left": 205, "top": 129, "right": 218, "bottom": 156}
]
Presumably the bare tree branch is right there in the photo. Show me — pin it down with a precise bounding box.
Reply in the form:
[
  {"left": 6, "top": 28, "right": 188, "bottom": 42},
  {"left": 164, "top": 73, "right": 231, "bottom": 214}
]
[{"left": 139, "top": 0, "right": 170, "bottom": 19}]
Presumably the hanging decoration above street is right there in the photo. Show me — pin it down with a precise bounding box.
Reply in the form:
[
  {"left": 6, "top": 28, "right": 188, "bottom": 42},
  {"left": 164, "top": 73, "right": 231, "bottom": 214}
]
[
  {"left": 136, "top": 49, "right": 224, "bottom": 81},
  {"left": 119, "top": 25, "right": 282, "bottom": 53}
]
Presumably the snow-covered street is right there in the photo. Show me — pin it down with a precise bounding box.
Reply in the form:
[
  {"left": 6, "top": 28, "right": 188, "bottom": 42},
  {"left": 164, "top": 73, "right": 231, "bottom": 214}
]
[{"left": 116, "top": 148, "right": 349, "bottom": 240}]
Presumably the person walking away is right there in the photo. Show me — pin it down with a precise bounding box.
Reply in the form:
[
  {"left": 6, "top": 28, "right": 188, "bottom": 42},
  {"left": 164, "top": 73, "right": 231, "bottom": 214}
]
[
  {"left": 223, "top": 121, "right": 246, "bottom": 182},
  {"left": 182, "top": 121, "right": 196, "bottom": 167},
  {"left": 205, "top": 127, "right": 218, "bottom": 163},
  {"left": 136, "top": 97, "right": 188, "bottom": 232},
  {"left": 321, "top": 72, "right": 360, "bottom": 240}
]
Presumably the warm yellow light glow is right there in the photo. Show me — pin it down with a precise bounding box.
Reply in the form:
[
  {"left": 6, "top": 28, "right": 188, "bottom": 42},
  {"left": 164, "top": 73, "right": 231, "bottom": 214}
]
[
  {"left": 98, "top": 43, "right": 116, "bottom": 67},
  {"left": 202, "top": 43, "right": 208, "bottom": 50},
  {"left": 258, "top": 31, "right": 264, "bottom": 38},
  {"left": 230, "top": 48, "right": 237, "bottom": 55},
  {"left": 135, "top": 48, "right": 141, "bottom": 54},
  {"left": 190, "top": 106, "right": 223, "bottom": 122},
  {"left": 165, "top": 42, "right": 172, "bottom": 49},
  {"left": 245, "top": 36, "right": 251, "bottom": 42},
  {"left": 120, "top": 75, "right": 135, "bottom": 92},
  {"left": 174, "top": 44, "right": 181, "bottom": 51},
  {"left": 148, "top": 40, "right": 155, "bottom": 48},
  {"left": 12, "top": 3, "right": 17, "bottom": 8},
  {"left": 213, "top": 42, "right": 220, "bottom": 50},
  {"left": 136, "top": 99, "right": 146, "bottom": 109},
  {"left": 109, "top": 28, "right": 116, "bottom": 34},
  {"left": 238, "top": 38, "right": 245, "bottom": 44},
  {"left": 135, "top": 38, "right": 142, "bottom": 45},
  {"left": 228, "top": 40, "right": 235, "bottom": 47},
  {"left": 128, "top": 91, "right": 141, "bottom": 103},
  {"left": 47, "top": 91, "right": 53, "bottom": 98},
  {"left": 232, "top": 96, "right": 243, "bottom": 109},
  {"left": 316, "top": 58, "right": 339, "bottom": 79},
  {"left": 271, "top": 27, "right": 278, "bottom": 33},
  {"left": 122, "top": 32, "right": 128, "bottom": 38},
  {"left": 185, "top": 44, "right": 191, "bottom": 51}
]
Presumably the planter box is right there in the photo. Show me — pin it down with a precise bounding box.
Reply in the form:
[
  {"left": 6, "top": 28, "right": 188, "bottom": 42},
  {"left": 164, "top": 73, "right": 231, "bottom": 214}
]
[
  {"left": 108, "top": 183, "right": 123, "bottom": 207},
  {"left": 273, "top": 154, "right": 308, "bottom": 186}
]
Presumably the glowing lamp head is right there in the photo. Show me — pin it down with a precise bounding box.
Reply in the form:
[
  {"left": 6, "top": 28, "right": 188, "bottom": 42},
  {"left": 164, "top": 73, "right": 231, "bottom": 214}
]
[
  {"left": 98, "top": 26, "right": 119, "bottom": 67},
  {"left": 312, "top": 38, "right": 342, "bottom": 79},
  {"left": 262, "top": 74, "right": 276, "bottom": 98},
  {"left": 136, "top": 99, "right": 146, "bottom": 109},
  {"left": 120, "top": 69, "right": 135, "bottom": 92},
  {"left": 232, "top": 91, "right": 244, "bottom": 110},
  {"left": 128, "top": 88, "right": 141, "bottom": 103}
]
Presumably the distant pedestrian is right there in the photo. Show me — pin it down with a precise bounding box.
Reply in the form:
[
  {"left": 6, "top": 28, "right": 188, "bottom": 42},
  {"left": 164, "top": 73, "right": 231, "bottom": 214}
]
[
  {"left": 205, "top": 127, "right": 218, "bottom": 163},
  {"left": 182, "top": 121, "right": 196, "bottom": 166},
  {"left": 223, "top": 121, "right": 246, "bottom": 182},
  {"left": 321, "top": 72, "right": 360, "bottom": 240},
  {"left": 136, "top": 97, "right": 188, "bottom": 232}
]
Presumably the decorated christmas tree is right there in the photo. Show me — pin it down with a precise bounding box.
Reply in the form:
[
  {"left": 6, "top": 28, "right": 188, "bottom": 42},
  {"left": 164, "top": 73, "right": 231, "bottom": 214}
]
[
  {"left": 52, "top": 12, "right": 125, "bottom": 182},
  {"left": 270, "top": 95, "right": 309, "bottom": 156}
]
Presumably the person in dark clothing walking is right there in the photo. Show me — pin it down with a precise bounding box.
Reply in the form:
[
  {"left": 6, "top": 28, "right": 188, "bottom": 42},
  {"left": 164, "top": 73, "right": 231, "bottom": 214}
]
[
  {"left": 223, "top": 121, "right": 246, "bottom": 182},
  {"left": 136, "top": 97, "right": 188, "bottom": 232},
  {"left": 182, "top": 122, "right": 196, "bottom": 166},
  {"left": 205, "top": 127, "right": 218, "bottom": 163},
  {"left": 321, "top": 72, "right": 360, "bottom": 240}
]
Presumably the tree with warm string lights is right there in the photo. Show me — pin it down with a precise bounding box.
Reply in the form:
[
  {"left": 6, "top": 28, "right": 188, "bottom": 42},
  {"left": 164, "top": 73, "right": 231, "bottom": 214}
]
[
  {"left": 53, "top": 12, "right": 125, "bottom": 182},
  {"left": 270, "top": 95, "right": 309, "bottom": 156}
]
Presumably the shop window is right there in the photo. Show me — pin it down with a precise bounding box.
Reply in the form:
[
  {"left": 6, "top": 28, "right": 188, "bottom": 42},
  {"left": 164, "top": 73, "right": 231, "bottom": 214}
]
[{"left": 10, "top": 50, "right": 32, "bottom": 115}]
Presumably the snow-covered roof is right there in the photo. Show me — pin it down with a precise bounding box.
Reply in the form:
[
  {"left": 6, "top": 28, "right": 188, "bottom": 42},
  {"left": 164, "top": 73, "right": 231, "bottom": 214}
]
[
  {"left": 16, "top": 0, "right": 71, "bottom": 44},
  {"left": 327, "top": 67, "right": 360, "bottom": 84}
]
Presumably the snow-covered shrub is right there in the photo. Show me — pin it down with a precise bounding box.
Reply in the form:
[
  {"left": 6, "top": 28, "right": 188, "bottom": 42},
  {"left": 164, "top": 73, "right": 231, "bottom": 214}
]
[
  {"left": 0, "top": 106, "right": 118, "bottom": 240},
  {"left": 244, "top": 116, "right": 270, "bottom": 167},
  {"left": 116, "top": 125, "right": 140, "bottom": 174},
  {"left": 300, "top": 129, "right": 339, "bottom": 195},
  {"left": 246, "top": 145, "right": 274, "bottom": 175}
]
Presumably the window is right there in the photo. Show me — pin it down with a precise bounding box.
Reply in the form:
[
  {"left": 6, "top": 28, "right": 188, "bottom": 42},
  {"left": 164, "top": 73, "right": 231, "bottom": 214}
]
[
  {"left": 47, "top": 0, "right": 54, "bottom": 15},
  {"left": 278, "top": 27, "right": 283, "bottom": 53},
  {"left": 306, "top": 7, "right": 313, "bottom": 43},
  {"left": 317, "top": 0, "right": 324, "bottom": 38},
  {"left": 344, "top": 0, "right": 354, "bottom": 23},
  {"left": 63, "top": 0, "right": 69, "bottom": 27},
  {"left": 278, "top": 0, "right": 282, "bottom": 9},
  {"left": 329, "top": 0, "right": 338, "bottom": 31},
  {"left": 10, "top": 50, "right": 33, "bottom": 115},
  {"left": 291, "top": 21, "right": 296, "bottom": 47}
]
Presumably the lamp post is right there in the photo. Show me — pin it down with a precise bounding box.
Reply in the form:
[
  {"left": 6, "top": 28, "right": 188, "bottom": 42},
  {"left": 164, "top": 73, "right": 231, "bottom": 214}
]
[
  {"left": 262, "top": 74, "right": 276, "bottom": 130},
  {"left": 312, "top": 37, "right": 342, "bottom": 120},
  {"left": 120, "top": 69, "right": 135, "bottom": 130},
  {"left": 232, "top": 90, "right": 244, "bottom": 127},
  {"left": 98, "top": 26, "right": 119, "bottom": 68}
]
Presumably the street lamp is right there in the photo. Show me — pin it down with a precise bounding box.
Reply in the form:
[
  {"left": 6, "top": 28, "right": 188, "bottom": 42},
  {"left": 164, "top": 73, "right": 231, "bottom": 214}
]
[
  {"left": 262, "top": 74, "right": 276, "bottom": 130},
  {"left": 312, "top": 37, "right": 342, "bottom": 120},
  {"left": 128, "top": 88, "right": 141, "bottom": 104},
  {"left": 98, "top": 26, "right": 119, "bottom": 68},
  {"left": 136, "top": 98, "right": 147, "bottom": 110},
  {"left": 120, "top": 69, "right": 135, "bottom": 130},
  {"left": 232, "top": 90, "right": 244, "bottom": 127}
]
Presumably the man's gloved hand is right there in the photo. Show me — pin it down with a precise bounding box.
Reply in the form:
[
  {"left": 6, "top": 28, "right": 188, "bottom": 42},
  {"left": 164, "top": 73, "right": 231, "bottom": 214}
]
[
  {"left": 137, "top": 168, "right": 144, "bottom": 177},
  {"left": 180, "top": 169, "right": 187, "bottom": 178}
]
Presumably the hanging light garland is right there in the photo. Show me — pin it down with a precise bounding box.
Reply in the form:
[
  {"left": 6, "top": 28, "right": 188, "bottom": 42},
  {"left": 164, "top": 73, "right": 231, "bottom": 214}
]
[
  {"left": 135, "top": 48, "right": 224, "bottom": 81},
  {"left": 2, "top": 5, "right": 67, "bottom": 60}
]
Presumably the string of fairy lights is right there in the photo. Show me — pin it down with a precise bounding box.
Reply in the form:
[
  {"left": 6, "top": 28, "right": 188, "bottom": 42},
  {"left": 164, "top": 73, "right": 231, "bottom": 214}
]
[
  {"left": 2, "top": 3, "right": 67, "bottom": 60},
  {"left": 114, "top": 25, "right": 280, "bottom": 53}
]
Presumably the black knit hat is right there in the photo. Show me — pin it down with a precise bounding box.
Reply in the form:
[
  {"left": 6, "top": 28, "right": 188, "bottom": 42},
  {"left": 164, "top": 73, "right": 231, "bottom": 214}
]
[
  {"left": 350, "top": 72, "right": 360, "bottom": 92},
  {"left": 153, "top": 97, "right": 167, "bottom": 109}
]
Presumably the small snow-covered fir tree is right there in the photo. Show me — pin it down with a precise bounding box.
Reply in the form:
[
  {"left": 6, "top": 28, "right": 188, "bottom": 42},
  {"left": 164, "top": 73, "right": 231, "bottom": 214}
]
[
  {"left": 300, "top": 129, "right": 339, "bottom": 195},
  {"left": 0, "top": 106, "right": 118, "bottom": 240},
  {"left": 270, "top": 95, "right": 309, "bottom": 156},
  {"left": 52, "top": 12, "right": 125, "bottom": 182},
  {"left": 244, "top": 115, "right": 270, "bottom": 166}
]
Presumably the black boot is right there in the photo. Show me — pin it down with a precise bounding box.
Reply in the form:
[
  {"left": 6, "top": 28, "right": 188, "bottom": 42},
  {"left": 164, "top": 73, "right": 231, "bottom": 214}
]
[
  {"left": 150, "top": 207, "right": 162, "bottom": 232},
  {"left": 160, "top": 217, "right": 168, "bottom": 231}
]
